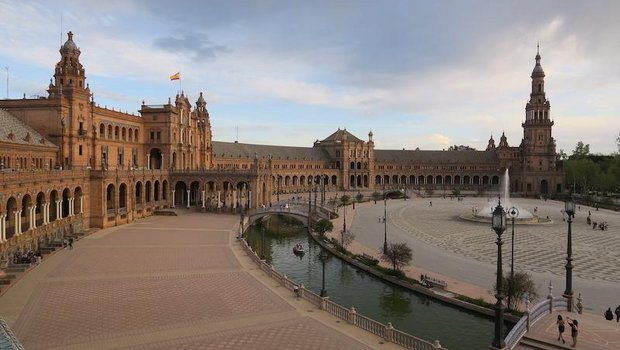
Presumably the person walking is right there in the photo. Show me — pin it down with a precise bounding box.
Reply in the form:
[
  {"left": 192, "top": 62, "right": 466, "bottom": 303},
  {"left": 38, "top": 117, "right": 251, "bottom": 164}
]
[
  {"left": 557, "top": 315, "right": 566, "bottom": 344},
  {"left": 68, "top": 237, "right": 73, "bottom": 249},
  {"left": 615, "top": 305, "right": 620, "bottom": 322},
  {"left": 567, "top": 317, "right": 578, "bottom": 347},
  {"left": 605, "top": 307, "right": 614, "bottom": 321}
]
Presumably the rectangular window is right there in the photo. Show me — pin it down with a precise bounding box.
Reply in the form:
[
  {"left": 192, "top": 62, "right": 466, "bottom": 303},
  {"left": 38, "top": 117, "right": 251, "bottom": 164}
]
[
  {"left": 157, "top": 131, "right": 161, "bottom": 140},
  {"left": 150, "top": 131, "right": 155, "bottom": 141},
  {"left": 78, "top": 145, "right": 83, "bottom": 155}
]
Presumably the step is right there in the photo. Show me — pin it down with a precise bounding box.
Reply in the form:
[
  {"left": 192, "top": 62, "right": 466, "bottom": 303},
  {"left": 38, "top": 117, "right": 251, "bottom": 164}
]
[
  {"left": 519, "top": 335, "right": 572, "bottom": 350},
  {"left": 0, "top": 279, "right": 10, "bottom": 285}
]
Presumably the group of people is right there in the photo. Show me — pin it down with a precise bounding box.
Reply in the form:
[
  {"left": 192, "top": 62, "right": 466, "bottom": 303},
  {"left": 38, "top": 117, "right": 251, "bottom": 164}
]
[
  {"left": 556, "top": 315, "right": 578, "bottom": 347},
  {"left": 604, "top": 306, "right": 620, "bottom": 322},
  {"left": 12, "top": 250, "right": 42, "bottom": 265}
]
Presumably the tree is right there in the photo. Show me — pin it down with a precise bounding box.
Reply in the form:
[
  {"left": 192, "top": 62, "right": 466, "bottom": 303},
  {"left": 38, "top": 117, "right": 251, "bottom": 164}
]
[
  {"left": 380, "top": 242, "right": 413, "bottom": 271},
  {"left": 571, "top": 141, "right": 590, "bottom": 159},
  {"left": 355, "top": 193, "right": 364, "bottom": 202},
  {"left": 371, "top": 191, "right": 382, "bottom": 204},
  {"left": 616, "top": 132, "right": 620, "bottom": 152},
  {"left": 312, "top": 219, "right": 333, "bottom": 237},
  {"left": 340, "top": 195, "right": 350, "bottom": 206},
  {"left": 341, "top": 229, "right": 355, "bottom": 248},
  {"left": 495, "top": 271, "right": 539, "bottom": 311}
]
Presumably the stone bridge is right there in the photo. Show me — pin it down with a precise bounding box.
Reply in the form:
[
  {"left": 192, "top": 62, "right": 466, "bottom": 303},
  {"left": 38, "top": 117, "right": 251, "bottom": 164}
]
[{"left": 247, "top": 203, "right": 334, "bottom": 226}]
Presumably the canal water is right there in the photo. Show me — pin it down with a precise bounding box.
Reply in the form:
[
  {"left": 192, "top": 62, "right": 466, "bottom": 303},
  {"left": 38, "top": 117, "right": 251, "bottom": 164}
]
[{"left": 246, "top": 216, "right": 510, "bottom": 350}]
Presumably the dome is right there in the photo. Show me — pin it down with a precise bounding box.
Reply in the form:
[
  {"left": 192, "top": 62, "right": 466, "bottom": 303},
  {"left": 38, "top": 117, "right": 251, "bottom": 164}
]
[
  {"left": 62, "top": 31, "right": 78, "bottom": 51},
  {"left": 196, "top": 92, "right": 206, "bottom": 105}
]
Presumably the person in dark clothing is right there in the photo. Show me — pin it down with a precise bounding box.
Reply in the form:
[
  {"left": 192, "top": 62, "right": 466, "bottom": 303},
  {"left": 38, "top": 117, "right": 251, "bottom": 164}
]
[
  {"left": 606, "top": 307, "right": 614, "bottom": 321},
  {"left": 615, "top": 305, "right": 620, "bottom": 322}
]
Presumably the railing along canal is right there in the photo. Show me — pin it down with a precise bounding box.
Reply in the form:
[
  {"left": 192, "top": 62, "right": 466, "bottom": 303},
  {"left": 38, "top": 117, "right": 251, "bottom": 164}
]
[{"left": 240, "top": 238, "right": 446, "bottom": 350}]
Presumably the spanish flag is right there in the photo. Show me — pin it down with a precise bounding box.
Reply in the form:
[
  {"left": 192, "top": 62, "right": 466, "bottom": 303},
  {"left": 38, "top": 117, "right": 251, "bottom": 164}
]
[{"left": 169, "top": 72, "right": 180, "bottom": 81}]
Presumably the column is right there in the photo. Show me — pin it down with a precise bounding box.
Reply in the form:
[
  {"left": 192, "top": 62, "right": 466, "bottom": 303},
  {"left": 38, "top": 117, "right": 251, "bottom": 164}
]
[
  {"left": 161, "top": 154, "right": 165, "bottom": 170},
  {"left": 147, "top": 154, "right": 151, "bottom": 170},
  {"left": 30, "top": 206, "right": 36, "bottom": 229},
  {"left": 44, "top": 203, "right": 49, "bottom": 224},
  {"left": 0, "top": 214, "right": 5, "bottom": 242},
  {"left": 217, "top": 191, "right": 221, "bottom": 208},
  {"left": 56, "top": 200, "right": 62, "bottom": 219},
  {"left": 171, "top": 190, "right": 176, "bottom": 207},
  {"left": 69, "top": 198, "right": 74, "bottom": 216},
  {"left": 201, "top": 190, "right": 205, "bottom": 208},
  {"left": 80, "top": 197, "right": 84, "bottom": 214},
  {"left": 186, "top": 190, "right": 190, "bottom": 208},
  {"left": 15, "top": 210, "right": 21, "bottom": 235}
]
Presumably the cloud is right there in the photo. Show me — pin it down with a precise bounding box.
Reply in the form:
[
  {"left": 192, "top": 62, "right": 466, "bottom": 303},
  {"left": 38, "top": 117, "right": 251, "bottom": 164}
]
[{"left": 153, "top": 33, "right": 230, "bottom": 61}]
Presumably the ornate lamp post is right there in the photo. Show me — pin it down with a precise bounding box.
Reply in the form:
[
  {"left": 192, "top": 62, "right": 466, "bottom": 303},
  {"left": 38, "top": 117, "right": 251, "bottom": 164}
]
[
  {"left": 319, "top": 248, "right": 329, "bottom": 297},
  {"left": 507, "top": 206, "right": 519, "bottom": 310},
  {"left": 342, "top": 195, "right": 347, "bottom": 247},
  {"left": 383, "top": 182, "right": 388, "bottom": 254},
  {"left": 563, "top": 197, "right": 575, "bottom": 312},
  {"left": 491, "top": 199, "right": 507, "bottom": 349}
]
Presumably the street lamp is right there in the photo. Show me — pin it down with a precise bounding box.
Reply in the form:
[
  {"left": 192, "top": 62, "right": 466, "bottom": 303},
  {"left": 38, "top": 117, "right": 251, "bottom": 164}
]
[
  {"left": 563, "top": 197, "right": 575, "bottom": 312},
  {"left": 342, "top": 195, "right": 347, "bottom": 247},
  {"left": 507, "top": 206, "right": 519, "bottom": 310},
  {"left": 491, "top": 199, "right": 507, "bottom": 350},
  {"left": 383, "top": 182, "right": 388, "bottom": 254},
  {"left": 319, "top": 248, "right": 329, "bottom": 297}
]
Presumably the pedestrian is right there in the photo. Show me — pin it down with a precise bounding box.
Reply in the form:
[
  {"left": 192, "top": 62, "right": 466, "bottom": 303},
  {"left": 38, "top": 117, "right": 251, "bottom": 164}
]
[
  {"left": 605, "top": 307, "right": 614, "bottom": 321},
  {"left": 63, "top": 238, "right": 68, "bottom": 248},
  {"left": 567, "top": 317, "right": 578, "bottom": 347},
  {"left": 615, "top": 305, "right": 620, "bottom": 322},
  {"left": 557, "top": 315, "right": 566, "bottom": 344},
  {"left": 68, "top": 238, "right": 73, "bottom": 249},
  {"left": 429, "top": 201, "right": 432, "bottom": 207}
]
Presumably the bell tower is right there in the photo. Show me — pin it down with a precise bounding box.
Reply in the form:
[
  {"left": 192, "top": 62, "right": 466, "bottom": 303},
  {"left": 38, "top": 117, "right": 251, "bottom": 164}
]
[
  {"left": 520, "top": 45, "right": 556, "bottom": 172},
  {"left": 48, "top": 31, "right": 88, "bottom": 97}
]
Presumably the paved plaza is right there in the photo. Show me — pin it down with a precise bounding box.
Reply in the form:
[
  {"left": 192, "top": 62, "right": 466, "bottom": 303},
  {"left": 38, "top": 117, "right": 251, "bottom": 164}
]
[
  {"left": 0, "top": 212, "right": 399, "bottom": 350},
  {"left": 345, "top": 196, "right": 620, "bottom": 314}
]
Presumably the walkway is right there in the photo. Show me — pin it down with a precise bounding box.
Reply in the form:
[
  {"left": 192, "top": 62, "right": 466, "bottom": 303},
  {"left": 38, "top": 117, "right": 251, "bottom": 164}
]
[
  {"left": 519, "top": 311, "right": 620, "bottom": 349},
  {"left": 0, "top": 211, "right": 401, "bottom": 349}
]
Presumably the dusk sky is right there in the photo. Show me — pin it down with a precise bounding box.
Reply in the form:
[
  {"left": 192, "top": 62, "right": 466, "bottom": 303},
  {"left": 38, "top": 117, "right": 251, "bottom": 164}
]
[{"left": 1, "top": 0, "right": 618, "bottom": 154}]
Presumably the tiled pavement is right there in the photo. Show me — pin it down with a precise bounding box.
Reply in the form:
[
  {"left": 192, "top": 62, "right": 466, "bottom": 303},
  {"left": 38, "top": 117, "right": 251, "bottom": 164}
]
[{"left": 0, "top": 212, "right": 396, "bottom": 350}]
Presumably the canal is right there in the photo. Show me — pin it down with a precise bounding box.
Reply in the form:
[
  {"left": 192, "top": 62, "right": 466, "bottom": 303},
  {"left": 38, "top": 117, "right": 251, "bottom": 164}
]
[{"left": 246, "top": 216, "right": 510, "bottom": 350}]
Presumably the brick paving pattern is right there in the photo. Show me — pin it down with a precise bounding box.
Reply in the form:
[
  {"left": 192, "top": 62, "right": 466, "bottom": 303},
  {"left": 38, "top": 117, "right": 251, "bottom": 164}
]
[{"left": 2, "top": 212, "right": 380, "bottom": 350}]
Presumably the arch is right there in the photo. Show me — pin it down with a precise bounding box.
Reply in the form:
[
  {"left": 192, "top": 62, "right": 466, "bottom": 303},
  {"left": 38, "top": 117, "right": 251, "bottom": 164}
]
[
  {"left": 331, "top": 175, "right": 337, "bottom": 186},
  {"left": 262, "top": 181, "right": 267, "bottom": 206},
  {"left": 61, "top": 188, "right": 71, "bottom": 218},
  {"left": 106, "top": 184, "right": 115, "bottom": 214},
  {"left": 174, "top": 181, "right": 188, "bottom": 207},
  {"left": 154, "top": 181, "right": 160, "bottom": 201},
  {"left": 356, "top": 175, "right": 362, "bottom": 187},
  {"left": 149, "top": 148, "right": 163, "bottom": 169},
  {"left": 162, "top": 180, "right": 168, "bottom": 201},
  {"left": 427, "top": 175, "right": 433, "bottom": 184},
  {"left": 21, "top": 194, "right": 32, "bottom": 232},
  {"left": 189, "top": 181, "right": 201, "bottom": 206},
  {"left": 284, "top": 176, "right": 290, "bottom": 187},
  {"left": 145, "top": 181, "right": 152, "bottom": 203},
  {"left": 114, "top": 126, "right": 120, "bottom": 140},
  {"left": 307, "top": 175, "right": 313, "bottom": 185},
  {"left": 540, "top": 180, "right": 549, "bottom": 194},
  {"left": 107, "top": 125, "right": 113, "bottom": 139},
  {"left": 99, "top": 123, "right": 105, "bottom": 138},
  {"left": 350, "top": 174, "right": 355, "bottom": 188},
  {"left": 445, "top": 175, "right": 452, "bottom": 185},
  {"left": 121, "top": 127, "right": 126, "bottom": 141},
  {"left": 119, "top": 183, "right": 127, "bottom": 211},
  {"left": 392, "top": 175, "right": 398, "bottom": 184},
  {"left": 435, "top": 175, "right": 443, "bottom": 185},
  {"left": 300, "top": 175, "right": 306, "bottom": 187},
  {"left": 171, "top": 152, "right": 177, "bottom": 170},
  {"left": 135, "top": 181, "right": 143, "bottom": 208},
  {"left": 35, "top": 192, "right": 45, "bottom": 226},
  {"left": 383, "top": 175, "right": 389, "bottom": 185},
  {"left": 292, "top": 176, "right": 298, "bottom": 186},
  {"left": 482, "top": 175, "right": 490, "bottom": 185},
  {"left": 5, "top": 197, "right": 17, "bottom": 239},
  {"left": 74, "top": 187, "right": 82, "bottom": 215},
  {"left": 363, "top": 175, "right": 368, "bottom": 187},
  {"left": 454, "top": 175, "right": 461, "bottom": 185},
  {"left": 135, "top": 129, "right": 139, "bottom": 142},
  {"left": 128, "top": 128, "right": 133, "bottom": 142},
  {"left": 350, "top": 162, "right": 355, "bottom": 170},
  {"left": 409, "top": 175, "right": 415, "bottom": 185},
  {"left": 357, "top": 162, "right": 361, "bottom": 170},
  {"left": 492, "top": 176, "right": 499, "bottom": 185},
  {"left": 463, "top": 175, "right": 470, "bottom": 185},
  {"left": 49, "top": 190, "right": 58, "bottom": 221},
  {"left": 473, "top": 175, "right": 480, "bottom": 185},
  {"left": 418, "top": 175, "right": 424, "bottom": 185},
  {"left": 400, "top": 175, "right": 407, "bottom": 185},
  {"left": 375, "top": 175, "right": 382, "bottom": 184}
]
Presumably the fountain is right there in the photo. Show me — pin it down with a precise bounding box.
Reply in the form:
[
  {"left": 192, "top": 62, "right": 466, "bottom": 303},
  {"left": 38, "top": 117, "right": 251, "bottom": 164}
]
[{"left": 460, "top": 169, "right": 549, "bottom": 224}]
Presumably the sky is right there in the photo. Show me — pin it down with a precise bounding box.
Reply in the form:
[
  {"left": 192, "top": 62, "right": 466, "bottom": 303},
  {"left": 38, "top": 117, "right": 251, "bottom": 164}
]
[{"left": 0, "top": 0, "right": 618, "bottom": 154}]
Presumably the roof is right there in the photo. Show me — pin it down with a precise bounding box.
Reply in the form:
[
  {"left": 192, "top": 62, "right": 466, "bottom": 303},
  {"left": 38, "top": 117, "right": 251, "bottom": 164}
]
[
  {"left": 321, "top": 128, "right": 364, "bottom": 143},
  {"left": 0, "top": 110, "right": 57, "bottom": 148},
  {"left": 212, "top": 141, "right": 332, "bottom": 161},
  {"left": 375, "top": 149, "right": 498, "bottom": 163}
]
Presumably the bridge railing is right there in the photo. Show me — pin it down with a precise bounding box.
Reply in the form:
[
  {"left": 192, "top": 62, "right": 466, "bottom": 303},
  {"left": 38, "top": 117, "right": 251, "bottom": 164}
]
[
  {"left": 0, "top": 318, "right": 24, "bottom": 349},
  {"left": 238, "top": 238, "right": 446, "bottom": 349},
  {"left": 504, "top": 295, "right": 568, "bottom": 349}
]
